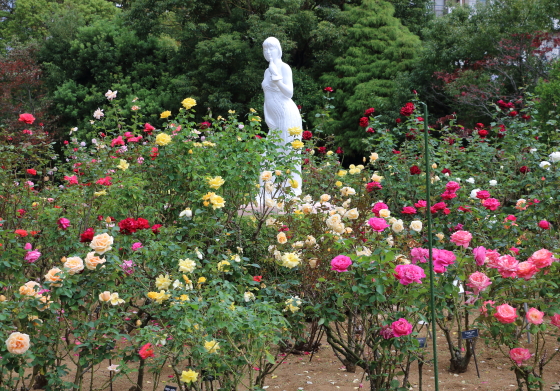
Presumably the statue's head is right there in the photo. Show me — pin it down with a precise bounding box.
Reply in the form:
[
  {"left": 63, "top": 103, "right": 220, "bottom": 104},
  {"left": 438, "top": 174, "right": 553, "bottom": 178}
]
[{"left": 263, "top": 37, "right": 282, "bottom": 62}]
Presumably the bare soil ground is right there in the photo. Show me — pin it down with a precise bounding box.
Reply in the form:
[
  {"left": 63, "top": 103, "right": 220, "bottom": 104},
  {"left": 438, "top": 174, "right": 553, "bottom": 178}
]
[{"left": 46, "top": 330, "right": 560, "bottom": 391}]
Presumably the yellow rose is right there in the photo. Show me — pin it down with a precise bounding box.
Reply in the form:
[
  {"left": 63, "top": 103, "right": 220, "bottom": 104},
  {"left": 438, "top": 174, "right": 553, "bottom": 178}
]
[
  {"left": 181, "top": 98, "right": 197, "bottom": 110},
  {"left": 197, "top": 277, "right": 206, "bottom": 284},
  {"left": 370, "top": 152, "right": 379, "bottom": 162},
  {"left": 204, "top": 340, "right": 220, "bottom": 353},
  {"left": 371, "top": 173, "right": 383, "bottom": 182},
  {"left": 326, "top": 151, "right": 333, "bottom": 156},
  {"left": 209, "top": 194, "right": 225, "bottom": 209},
  {"left": 160, "top": 110, "right": 171, "bottom": 118},
  {"left": 288, "top": 179, "right": 299, "bottom": 189},
  {"left": 217, "top": 260, "right": 230, "bottom": 272},
  {"left": 335, "top": 181, "right": 342, "bottom": 187},
  {"left": 5, "top": 332, "right": 30, "bottom": 355},
  {"left": 155, "top": 133, "right": 172, "bottom": 146},
  {"left": 44, "top": 267, "right": 63, "bottom": 286},
  {"left": 19, "top": 281, "right": 40, "bottom": 297},
  {"left": 64, "top": 257, "right": 84, "bottom": 275},
  {"left": 85, "top": 252, "right": 106, "bottom": 270},
  {"left": 89, "top": 233, "right": 114, "bottom": 255},
  {"left": 344, "top": 208, "right": 359, "bottom": 220},
  {"left": 110, "top": 292, "right": 125, "bottom": 305},
  {"left": 181, "top": 369, "right": 199, "bottom": 383},
  {"left": 207, "top": 176, "right": 225, "bottom": 190},
  {"left": 436, "top": 232, "right": 445, "bottom": 241},
  {"left": 280, "top": 252, "right": 300, "bottom": 269},
  {"left": 288, "top": 126, "right": 303, "bottom": 136},
  {"left": 155, "top": 274, "right": 172, "bottom": 290},
  {"left": 178, "top": 258, "right": 196, "bottom": 273},
  {"left": 291, "top": 140, "right": 304, "bottom": 149},
  {"left": 99, "top": 291, "right": 111, "bottom": 302},
  {"left": 337, "top": 170, "right": 347, "bottom": 177},
  {"left": 94, "top": 190, "right": 107, "bottom": 197},
  {"left": 117, "top": 159, "right": 129, "bottom": 170},
  {"left": 147, "top": 290, "right": 170, "bottom": 304}
]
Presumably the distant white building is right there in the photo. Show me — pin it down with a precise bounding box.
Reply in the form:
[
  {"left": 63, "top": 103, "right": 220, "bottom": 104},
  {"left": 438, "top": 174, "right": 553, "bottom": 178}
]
[{"left": 433, "top": 0, "right": 488, "bottom": 16}]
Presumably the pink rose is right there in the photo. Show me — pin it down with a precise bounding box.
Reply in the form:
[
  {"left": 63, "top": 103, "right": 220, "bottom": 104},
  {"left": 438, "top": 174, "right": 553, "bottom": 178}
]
[
  {"left": 330, "top": 255, "right": 352, "bottom": 272},
  {"left": 445, "top": 181, "right": 461, "bottom": 192},
  {"left": 380, "top": 325, "right": 395, "bottom": 339},
  {"left": 482, "top": 198, "right": 501, "bottom": 211},
  {"left": 391, "top": 318, "right": 412, "bottom": 337},
  {"left": 24, "top": 250, "right": 41, "bottom": 263},
  {"left": 526, "top": 308, "right": 544, "bottom": 325},
  {"left": 131, "top": 242, "right": 143, "bottom": 251},
  {"left": 551, "top": 313, "right": 560, "bottom": 328},
  {"left": 64, "top": 175, "right": 79, "bottom": 185},
  {"left": 476, "top": 190, "right": 491, "bottom": 200},
  {"left": 371, "top": 202, "right": 389, "bottom": 217},
  {"left": 57, "top": 217, "right": 70, "bottom": 230},
  {"left": 367, "top": 218, "right": 389, "bottom": 232},
  {"left": 111, "top": 136, "right": 125, "bottom": 147},
  {"left": 528, "top": 249, "right": 553, "bottom": 269},
  {"left": 410, "top": 247, "right": 429, "bottom": 264},
  {"left": 509, "top": 348, "right": 531, "bottom": 365},
  {"left": 450, "top": 230, "right": 472, "bottom": 248},
  {"left": 401, "top": 206, "right": 417, "bottom": 214},
  {"left": 394, "top": 264, "right": 426, "bottom": 285},
  {"left": 538, "top": 220, "right": 550, "bottom": 229},
  {"left": 432, "top": 249, "right": 456, "bottom": 273},
  {"left": 485, "top": 249, "right": 501, "bottom": 268},
  {"left": 473, "top": 246, "right": 486, "bottom": 266},
  {"left": 494, "top": 303, "right": 517, "bottom": 324},
  {"left": 516, "top": 261, "right": 538, "bottom": 281},
  {"left": 466, "top": 272, "right": 492, "bottom": 294},
  {"left": 496, "top": 255, "right": 519, "bottom": 278},
  {"left": 480, "top": 300, "right": 495, "bottom": 316},
  {"left": 414, "top": 200, "right": 427, "bottom": 209}
]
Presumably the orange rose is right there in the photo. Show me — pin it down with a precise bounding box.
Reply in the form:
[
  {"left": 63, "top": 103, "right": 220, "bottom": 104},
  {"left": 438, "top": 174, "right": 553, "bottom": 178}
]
[
  {"left": 19, "top": 281, "right": 41, "bottom": 297},
  {"left": 44, "top": 267, "right": 63, "bottom": 286},
  {"left": 63, "top": 257, "right": 84, "bottom": 275},
  {"left": 85, "top": 252, "right": 106, "bottom": 270},
  {"left": 5, "top": 332, "right": 30, "bottom": 355},
  {"left": 99, "top": 291, "right": 111, "bottom": 302},
  {"left": 90, "top": 233, "right": 113, "bottom": 255}
]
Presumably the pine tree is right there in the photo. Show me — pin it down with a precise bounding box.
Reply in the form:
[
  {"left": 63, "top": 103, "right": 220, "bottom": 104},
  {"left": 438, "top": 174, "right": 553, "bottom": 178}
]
[{"left": 321, "top": 0, "right": 420, "bottom": 155}]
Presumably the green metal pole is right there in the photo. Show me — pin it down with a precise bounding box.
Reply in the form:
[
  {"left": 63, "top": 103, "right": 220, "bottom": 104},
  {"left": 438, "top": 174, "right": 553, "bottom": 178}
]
[{"left": 421, "top": 102, "right": 439, "bottom": 391}]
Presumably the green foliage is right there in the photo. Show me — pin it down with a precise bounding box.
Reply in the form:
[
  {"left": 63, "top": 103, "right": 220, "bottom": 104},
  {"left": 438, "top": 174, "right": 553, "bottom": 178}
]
[
  {"left": 321, "top": 0, "right": 421, "bottom": 155},
  {"left": 535, "top": 60, "right": 560, "bottom": 140}
]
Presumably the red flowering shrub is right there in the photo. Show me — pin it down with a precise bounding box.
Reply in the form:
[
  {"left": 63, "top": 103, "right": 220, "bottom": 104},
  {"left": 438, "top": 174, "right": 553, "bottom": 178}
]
[
  {"left": 400, "top": 102, "right": 415, "bottom": 116},
  {"left": 359, "top": 117, "right": 369, "bottom": 127},
  {"left": 409, "top": 165, "right": 421, "bottom": 175}
]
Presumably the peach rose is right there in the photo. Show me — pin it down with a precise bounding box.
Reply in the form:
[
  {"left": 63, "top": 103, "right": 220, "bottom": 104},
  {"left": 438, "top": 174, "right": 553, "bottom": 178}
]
[
  {"left": 277, "top": 232, "right": 287, "bottom": 244},
  {"left": 89, "top": 233, "right": 114, "bottom": 255},
  {"left": 63, "top": 256, "right": 84, "bottom": 275},
  {"left": 526, "top": 307, "right": 544, "bottom": 325},
  {"left": 85, "top": 252, "right": 106, "bottom": 270},
  {"left": 528, "top": 249, "right": 553, "bottom": 269},
  {"left": 5, "top": 332, "right": 30, "bottom": 355},
  {"left": 44, "top": 267, "right": 63, "bottom": 286},
  {"left": 494, "top": 303, "right": 517, "bottom": 324},
  {"left": 99, "top": 291, "right": 111, "bottom": 302},
  {"left": 19, "top": 281, "right": 41, "bottom": 297}
]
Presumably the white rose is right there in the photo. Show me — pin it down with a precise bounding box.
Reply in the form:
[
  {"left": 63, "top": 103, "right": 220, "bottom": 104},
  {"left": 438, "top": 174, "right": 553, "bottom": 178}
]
[
  {"left": 344, "top": 208, "right": 359, "bottom": 220},
  {"left": 549, "top": 151, "right": 560, "bottom": 162},
  {"left": 539, "top": 161, "right": 551, "bottom": 169},
  {"left": 410, "top": 220, "right": 423, "bottom": 232},
  {"left": 392, "top": 219, "right": 404, "bottom": 233},
  {"left": 489, "top": 180, "right": 498, "bottom": 186},
  {"left": 466, "top": 177, "right": 475, "bottom": 184},
  {"left": 470, "top": 188, "right": 481, "bottom": 199},
  {"left": 379, "top": 209, "right": 391, "bottom": 218}
]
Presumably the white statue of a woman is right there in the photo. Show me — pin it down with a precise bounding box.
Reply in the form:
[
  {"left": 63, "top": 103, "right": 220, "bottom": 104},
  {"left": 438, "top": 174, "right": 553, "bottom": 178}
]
[{"left": 261, "top": 37, "right": 302, "bottom": 196}]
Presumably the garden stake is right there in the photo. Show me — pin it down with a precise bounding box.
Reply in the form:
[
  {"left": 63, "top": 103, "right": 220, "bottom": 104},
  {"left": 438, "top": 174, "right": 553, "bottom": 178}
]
[{"left": 422, "top": 102, "right": 440, "bottom": 391}]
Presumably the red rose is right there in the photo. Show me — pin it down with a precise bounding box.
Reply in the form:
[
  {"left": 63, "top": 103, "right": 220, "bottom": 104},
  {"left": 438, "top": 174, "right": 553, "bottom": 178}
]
[
  {"left": 199, "top": 121, "right": 211, "bottom": 129},
  {"left": 302, "top": 131, "right": 312, "bottom": 140},
  {"left": 409, "top": 165, "right": 421, "bottom": 175},
  {"left": 359, "top": 117, "right": 369, "bottom": 127},
  {"left": 478, "top": 129, "right": 488, "bottom": 137},
  {"left": 150, "top": 147, "right": 159, "bottom": 160},
  {"left": 366, "top": 182, "right": 382, "bottom": 192},
  {"left": 336, "top": 147, "right": 343, "bottom": 154},
  {"left": 521, "top": 114, "right": 531, "bottom": 120},
  {"left": 17, "top": 209, "right": 26, "bottom": 217},
  {"left": 136, "top": 218, "right": 150, "bottom": 230},
  {"left": 15, "top": 229, "right": 28, "bottom": 237},
  {"left": 475, "top": 123, "right": 484, "bottom": 129},
  {"left": 139, "top": 343, "right": 155, "bottom": 359},
  {"left": 508, "top": 110, "right": 518, "bottom": 117},
  {"left": 26, "top": 168, "right": 37, "bottom": 175},
  {"left": 441, "top": 168, "right": 451, "bottom": 175},
  {"left": 364, "top": 107, "right": 375, "bottom": 116},
  {"left": 119, "top": 218, "right": 138, "bottom": 235},
  {"left": 392, "top": 149, "right": 401, "bottom": 154},
  {"left": 303, "top": 158, "right": 310, "bottom": 165},
  {"left": 401, "top": 206, "right": 417, "bottom": 214},
  {"left": 253, "top": 276, "right": 263, "bottom": 282},
  {"left": 396, "top": 118, "right": 402, "bottom": 123},
  {"left": 400, "top": 102, "right": 415, "bottom": 117},
  {"left": 538, "top": 220, "right": 550, "bottom": 230},
  {"left": 323, "top": 87, "right": 333, "bottom": 92},
  {"left": 519, "top": 166, "right": 529, "bottom": 174},
  {"left": 80, "top": 228, "right": 95, "bottom": 243},
  {"left": 366, "top": 127, "right": 375, "bottom": 134},
  {"left": 96, "top": 176, "right": 112, "bottom": 186},
  {"left": 405, "top": 132, "right": 416, "bottom": 140},
  {"left": 317, "top": 146, "right": 327, "bottom": 154},
  {"left": 18, "top": 113, "right": 35, "bottom": 124},
  {"left": 151, "top": 224, "right": 162, "bottom": 234},
  {"left": 255, "top": 135, "right": 262, "bottom": 139},
  {"left": 297, "top": 105, "right": 302, "bottom": 110}
]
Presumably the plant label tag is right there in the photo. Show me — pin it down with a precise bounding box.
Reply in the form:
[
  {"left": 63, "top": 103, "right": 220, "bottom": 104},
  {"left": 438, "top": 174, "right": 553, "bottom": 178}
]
[
  {"left": 461, "top": 329, "right": 479, "bottom": 339},
  {"left": 163, "top": 386, "right": 177, "bottom": 391},
  {"left": 416, "top": 337, "right": 427, "bottom": 348}
]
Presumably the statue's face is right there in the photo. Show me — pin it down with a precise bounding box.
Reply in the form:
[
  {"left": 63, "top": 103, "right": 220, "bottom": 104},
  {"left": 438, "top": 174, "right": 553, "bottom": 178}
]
[{"left": 263, "top": 44, "right": 280, "bottom": 62}]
